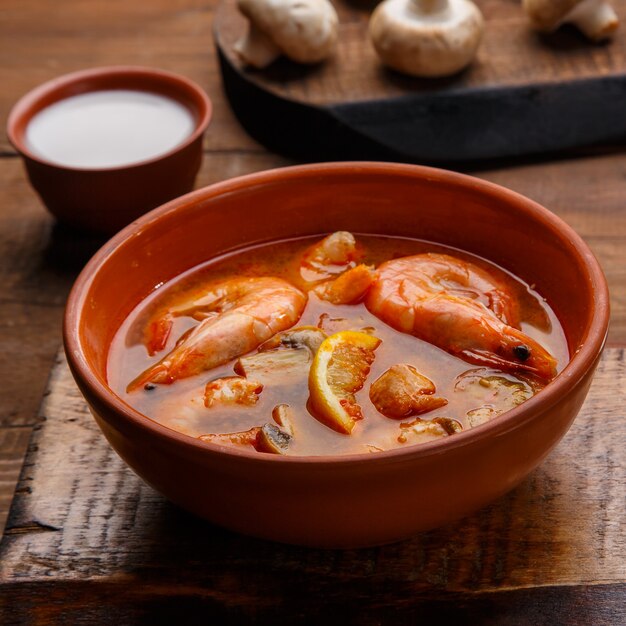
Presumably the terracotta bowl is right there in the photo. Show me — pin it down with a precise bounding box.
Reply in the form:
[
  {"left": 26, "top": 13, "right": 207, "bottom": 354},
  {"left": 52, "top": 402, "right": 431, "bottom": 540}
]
[
  {"left": 7, "top": 66, "right": 212, "bottom": 234},
  {"left": 64, "top": 163, "right": 609, "bottom": 548}
]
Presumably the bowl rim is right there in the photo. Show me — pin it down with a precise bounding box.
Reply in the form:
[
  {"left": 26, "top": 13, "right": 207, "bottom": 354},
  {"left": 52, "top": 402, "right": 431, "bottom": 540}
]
[
  {"left": 7, "top": 65, "right": 212, "bottom": 173},
  {"left": 64, "top": 161, "right": 610, "bottom": 467}
]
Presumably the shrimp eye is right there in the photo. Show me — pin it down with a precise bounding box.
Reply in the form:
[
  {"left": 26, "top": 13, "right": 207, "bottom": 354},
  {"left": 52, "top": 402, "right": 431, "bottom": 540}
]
[{"left": 513, "top": 345, "right": 531, "bottom": 361}]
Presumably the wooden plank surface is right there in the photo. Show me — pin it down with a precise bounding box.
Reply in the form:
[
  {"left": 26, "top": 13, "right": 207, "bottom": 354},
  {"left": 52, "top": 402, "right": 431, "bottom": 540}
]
[
  {"left": 0, "top": 348, "right": 624, "bottom": 623},
  {"left": 0, "top": 151, "right": 285, "bottom": 535},
  {"left": 0, "top": 0, "right": 625, "bottom": 620},
  {"left": 0, "top": 0, "right": 259, "bottom": 154}
]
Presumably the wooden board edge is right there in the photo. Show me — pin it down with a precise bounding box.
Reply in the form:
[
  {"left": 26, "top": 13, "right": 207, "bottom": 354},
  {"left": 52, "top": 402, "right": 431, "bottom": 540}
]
[
  {"left": 0, "top": 352, "right": 66, "bottom": 534},
  {"left": 0, "top": 579, "right": 624, "bottom": 624},
  {"left": 217, "top": 43, "right": 626, "bottom": 163}
]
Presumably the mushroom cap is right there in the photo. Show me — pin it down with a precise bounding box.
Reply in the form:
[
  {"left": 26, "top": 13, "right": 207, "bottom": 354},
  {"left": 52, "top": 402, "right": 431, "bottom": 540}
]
[
  {"left": 523, "top": 0, "right": 619, "bottom": 40},
  {"left": 369, "top": 0, "right": 484, "bottom": 78},
  {"left": 237, "top": 0, "right": 338, "bottom": 64},
  {"left": 523, "top": 0, "right": 587, "bottom": 31}
]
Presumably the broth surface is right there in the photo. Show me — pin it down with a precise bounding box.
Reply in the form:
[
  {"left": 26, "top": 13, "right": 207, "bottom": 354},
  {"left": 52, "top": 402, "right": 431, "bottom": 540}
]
[{"left": 108, "top": 235, "right": 569, "bottom": 456}]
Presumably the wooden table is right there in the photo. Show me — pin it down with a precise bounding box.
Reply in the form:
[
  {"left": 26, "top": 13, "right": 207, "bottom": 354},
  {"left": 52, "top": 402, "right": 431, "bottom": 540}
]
[{"left": 0, "top": 1, "right": 624, "bottom": 622}]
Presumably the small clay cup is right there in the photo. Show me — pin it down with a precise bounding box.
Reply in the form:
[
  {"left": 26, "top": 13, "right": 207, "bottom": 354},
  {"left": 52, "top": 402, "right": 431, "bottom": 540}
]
[
  {"left": 64, "top": 163, "right": 610, "bottom": 548},
  {"left": 7, "top": 66, "right": 212, "bottom": 234}
]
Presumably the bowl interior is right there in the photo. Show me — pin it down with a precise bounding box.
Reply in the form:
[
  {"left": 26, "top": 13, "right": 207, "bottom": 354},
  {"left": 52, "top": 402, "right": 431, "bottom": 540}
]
[
  {"left": 69, "top": 163, "right": 608, "bottom": 423},
  {"left": 8, "top": 66, "right": 211, "bottom": 169}
]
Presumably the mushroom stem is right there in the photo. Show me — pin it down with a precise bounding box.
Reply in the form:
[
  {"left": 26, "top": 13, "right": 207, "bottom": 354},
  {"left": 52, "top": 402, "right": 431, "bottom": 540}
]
[
  {"left": 234, "top": 23, "right": 281, "bottom": 68},
  {"left": 412, "top": 0, "right": 449, "bottom": 12},
  {"left": 568, "top": 0, "right": 619, "bottom": 40}
]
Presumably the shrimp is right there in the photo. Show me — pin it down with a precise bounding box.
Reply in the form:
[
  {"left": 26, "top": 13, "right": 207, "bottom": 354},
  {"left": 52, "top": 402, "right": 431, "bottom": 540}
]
[
  {"left": 369, "top": 364, "right": 448, "bottom": 418},
  {"left": 204, "top": 376, "right": 264, "bottom": 408},
  {"left": 378, "top": 253, "right": 521, "bottom": 327},
  {"left": 127, "top": 277, "right": 306, "bottom": 391},
  {"left": 366, "top": 257, "right": 557, "bottom": 381},
  {"left": 300, "top": 231, "right": 362, "bottom": 282},
  {"left": 313, "top": 264, "right": 375, "bottom": 304}
]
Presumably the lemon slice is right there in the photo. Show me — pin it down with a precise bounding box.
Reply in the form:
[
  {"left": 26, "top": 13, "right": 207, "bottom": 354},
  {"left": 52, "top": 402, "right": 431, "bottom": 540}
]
[{"left": 308, "top": 330, "right": 381, "bottom": 434}]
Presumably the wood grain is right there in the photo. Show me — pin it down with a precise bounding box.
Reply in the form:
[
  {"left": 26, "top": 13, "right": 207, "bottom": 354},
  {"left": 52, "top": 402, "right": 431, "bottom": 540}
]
[
  {"left": 1, "top": 349, "right": 624, "bottom": 585},
  {"left": 0, "top": 428, "right": 32, "bottom": 536},
  {"left": 478, "top": 154, "right": 626, "bottom": 345},
  {"left": 0, "top": 151, "right": 284, "bottom": 537},
  {"left": 0, "top": 580, "right": 624, "bottom": 625},
  {"left": 0, "top": 0, "right": 260, "bottom": 154},
  {"left": 0, "top": 0, "right": 625, "bottom": 619},
  {"left": 0, "top": 151, "right": 285, "bottom": 426}
]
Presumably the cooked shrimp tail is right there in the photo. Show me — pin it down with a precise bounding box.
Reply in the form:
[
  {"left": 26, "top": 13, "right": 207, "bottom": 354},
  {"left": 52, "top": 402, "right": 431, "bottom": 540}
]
[
  {"left": 144, "top": 315, "right": 173, "bottom": 356},
  {"left": 127, "top": 277, "right": 306, "bottom": 392},
  {"left": 300, "top": 231, "right": 362, "bottom": 282},
  {"left": 313, "top": 264, "right": 375, "bottom": 304}
]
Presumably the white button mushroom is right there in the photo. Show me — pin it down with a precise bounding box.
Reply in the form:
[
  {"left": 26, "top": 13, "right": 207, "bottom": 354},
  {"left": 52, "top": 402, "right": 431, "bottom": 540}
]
[
  {"left": 234, "top": 0, "right": 339, "bottom": 69},
  {"left": 369, "top": 0, "right": 484, "bottom": 78},
  {"left": 523, "top": 0, "right": 619, "bottom": 41}
]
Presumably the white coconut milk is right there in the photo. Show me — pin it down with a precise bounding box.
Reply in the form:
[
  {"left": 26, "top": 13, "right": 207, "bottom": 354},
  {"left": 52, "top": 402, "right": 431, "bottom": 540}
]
[{"left": 25, "top": 90, "right": 196, "bottom": 168}]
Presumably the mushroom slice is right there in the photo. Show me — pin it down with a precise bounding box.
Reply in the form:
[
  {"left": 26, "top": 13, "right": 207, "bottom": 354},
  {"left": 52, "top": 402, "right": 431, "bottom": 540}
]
[
  {"left": 432, "top": 417, "right": 464, "bottom": 435},
  {"left": 199, "top": 426, "right": 261, "bottom": 447},
  {"left": 454, "top": 368, "right": 535, "bottom": 427},
  {"left": 313, "top": 265, "right": 376, "bottom": 305},
  {"left": 369, "top": 0, "right": 484, "bottom": 78},
  {"left": 234, "top": 0, "right": 339, "bottom": 69},
  {"left": 397, "top": 417, "right": 459, "bottom": 443},
  {"left": 301, "top": 231, "right": 361, "bottom": 282},
  {"left": 318, "top": 313, "right": 376, "bottom": 335},
  {"left": 259, "top": 404, "right": 296, "bottom": 454},
  {"left": 259, "top": 326, "right": 327, "bottom": 353},
  {"left": 370, "top": 364, "right": 448, "bottom": 418},
  {"left": 256, "top": 423, "right": 294, "bottom": 454},
  {"left": 199, "top": 422, "right": 293, "bottom": 455},
  {"left": 235, "top": 348, "right": 312, "bottom": 384},
  {"left": 272, "top": 403, "right": 295, "bottom": 435},
  {"left": 523, "top": 0, "right": 619, "bottom": 41},
  {"left": 466, "top": 406, "right": 497, "bottom": 428},
  {"left": 204, "top": 376, "right": 263, "bottom": 408},
  {"left": 236, "top": 327, "right": 327, "bottom": 383}
]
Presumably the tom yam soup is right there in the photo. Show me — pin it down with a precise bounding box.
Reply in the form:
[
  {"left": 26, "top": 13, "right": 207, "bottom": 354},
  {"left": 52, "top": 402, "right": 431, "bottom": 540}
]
[{"left": 108, "top": 233, "right": 568, "bottom": 457}]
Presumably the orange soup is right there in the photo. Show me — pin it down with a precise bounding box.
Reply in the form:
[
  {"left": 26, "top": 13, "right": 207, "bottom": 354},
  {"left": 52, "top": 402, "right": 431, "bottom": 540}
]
[{"left": 108, "top": 234, "right": 568, "bottom": 456}]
